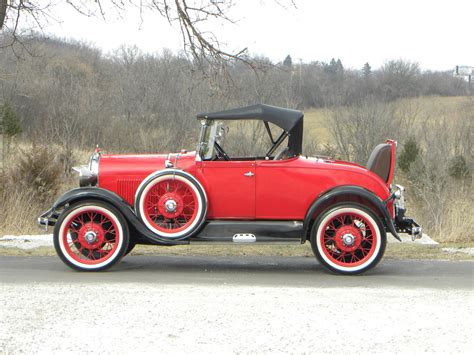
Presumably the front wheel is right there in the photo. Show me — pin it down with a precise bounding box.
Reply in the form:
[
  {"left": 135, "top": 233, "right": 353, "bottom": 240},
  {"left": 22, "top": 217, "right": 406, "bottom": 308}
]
[
  {"left": 53, "top": 201, "right": 129, "bottom": 271},
  {"left": 310, "top": 203, "right": 386, "bottom": 275}
]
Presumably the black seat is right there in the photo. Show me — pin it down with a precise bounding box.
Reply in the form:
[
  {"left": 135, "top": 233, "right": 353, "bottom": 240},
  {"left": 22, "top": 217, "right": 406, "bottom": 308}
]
[{"left": 366, "top": 144, "right": 392, "bottom": 182}]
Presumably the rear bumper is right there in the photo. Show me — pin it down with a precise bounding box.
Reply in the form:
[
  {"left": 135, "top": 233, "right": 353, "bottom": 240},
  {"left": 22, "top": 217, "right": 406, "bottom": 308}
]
[
  {"left": 392, "top": 185, "right": 422, "bottom": 240},
  {"left": 395, "top": 212, "right": 423, "bottom": 240}
]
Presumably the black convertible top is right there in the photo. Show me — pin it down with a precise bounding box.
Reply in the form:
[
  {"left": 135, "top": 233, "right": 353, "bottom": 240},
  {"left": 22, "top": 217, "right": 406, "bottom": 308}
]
[
  {"left": 196, "top": 104, "right": 303, "bottom": 132},
  {"left": 196, "top": 104, "right": 304, "bottom": 155}
]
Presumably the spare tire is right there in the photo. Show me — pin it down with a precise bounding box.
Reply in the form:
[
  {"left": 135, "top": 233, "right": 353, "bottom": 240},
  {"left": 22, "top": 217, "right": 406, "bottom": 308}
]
[{"left": 135, "top": 169, "right": 207, "bottom": 240}]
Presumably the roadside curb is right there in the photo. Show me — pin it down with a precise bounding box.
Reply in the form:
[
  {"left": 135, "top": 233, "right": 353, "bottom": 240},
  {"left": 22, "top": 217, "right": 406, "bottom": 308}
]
[
  {"left": 0, "top": 234, "right": 54, "bottom": 249},
  {"left": 388, "top": 233, "right": 439, "bottom": 245}
]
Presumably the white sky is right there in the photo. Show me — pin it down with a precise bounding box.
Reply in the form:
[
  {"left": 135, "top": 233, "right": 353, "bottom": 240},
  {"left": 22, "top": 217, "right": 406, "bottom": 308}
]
[{"left": 42, "top": 0, "right": 473, "bottom": 71}]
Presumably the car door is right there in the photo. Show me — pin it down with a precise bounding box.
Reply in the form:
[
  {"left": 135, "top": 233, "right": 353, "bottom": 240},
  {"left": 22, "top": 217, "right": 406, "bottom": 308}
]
[
  {"left": 255, "top": 157, "right": 308, "bottom": 220},
  {"left": 196, "top": 160, "right": 256, "bottom": 219}
]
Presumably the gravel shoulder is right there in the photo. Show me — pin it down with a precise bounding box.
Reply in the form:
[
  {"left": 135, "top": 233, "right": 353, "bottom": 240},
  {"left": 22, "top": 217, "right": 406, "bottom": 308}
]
[
  {"left": 1, "top": 256, "right": 473, "bottom": 353},
  {"left": 1, "top": 282, "right": 472, "bottom": 353}
]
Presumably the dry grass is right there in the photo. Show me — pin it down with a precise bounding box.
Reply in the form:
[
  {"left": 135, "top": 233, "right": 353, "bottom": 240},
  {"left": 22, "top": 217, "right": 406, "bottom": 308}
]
[
  {"left": 303, "top": 108, "right": 332, "bottom": 144},
  {"left": 0, "top": 141, "right": 88, "bottom": 235},
  {"left": 437, "top": 198, "right": 474, "bottom": 243},
  {"left": 303, "top": 96, "right": 474, "bottom": 146}
]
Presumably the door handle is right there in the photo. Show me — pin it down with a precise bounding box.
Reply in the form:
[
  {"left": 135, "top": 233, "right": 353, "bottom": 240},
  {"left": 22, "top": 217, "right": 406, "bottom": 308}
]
[{"left": 243, "top": 171, "right": 254, "bottom": 177}]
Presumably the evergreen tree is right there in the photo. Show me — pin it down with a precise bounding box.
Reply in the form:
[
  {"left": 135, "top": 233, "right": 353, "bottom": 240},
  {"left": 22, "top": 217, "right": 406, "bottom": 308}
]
[
  {"left": 398, "top": 137, "right": 420, "bottom": 173},
  {"left": 0, "top": 101, "right": 22, "bottom": 138},
  {"left": 362, "top": 62, "right": 371, "bottom": 78},
  {"left": 328, "top": 58, "right": 337, "bottom": 73},
  {"left": 283, "top": 55, "right": 292, "bottom": 68},
  {"left": 325, "top": 58, "right": 344, "bottom": 75}
]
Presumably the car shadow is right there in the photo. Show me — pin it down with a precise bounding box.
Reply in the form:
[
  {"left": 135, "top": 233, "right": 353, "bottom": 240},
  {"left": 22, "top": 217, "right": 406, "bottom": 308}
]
[{"left": 114, "top": 254, "right": 391, "bottom": 278}]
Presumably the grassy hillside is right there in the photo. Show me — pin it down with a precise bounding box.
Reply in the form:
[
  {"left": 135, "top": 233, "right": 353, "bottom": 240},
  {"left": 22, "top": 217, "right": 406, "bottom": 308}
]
[{"left": 303, "top": 96, "right": 474, "bottom": 147}]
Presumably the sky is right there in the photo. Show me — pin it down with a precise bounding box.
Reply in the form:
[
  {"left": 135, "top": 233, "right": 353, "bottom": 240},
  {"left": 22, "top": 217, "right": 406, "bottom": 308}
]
[{"left": 39, "top": 0, "right": 473, "bottom": 71}]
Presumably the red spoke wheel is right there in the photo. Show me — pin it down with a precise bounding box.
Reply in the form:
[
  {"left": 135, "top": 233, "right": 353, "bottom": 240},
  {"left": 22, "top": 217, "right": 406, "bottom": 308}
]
[
  {"left": 136, "top": 170, "right": 207, "bottom": 239},
  {"left": 311, "top": 203, "right": 386, "bottom": 274},
  {"left": 53, "top": 201, "right": 129, "bottom": 271}
]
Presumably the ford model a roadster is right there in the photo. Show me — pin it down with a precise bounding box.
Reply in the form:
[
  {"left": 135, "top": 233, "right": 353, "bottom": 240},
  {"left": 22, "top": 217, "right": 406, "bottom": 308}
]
[{"left": 39, "top": 104, "right": 421, "bottom": 274}]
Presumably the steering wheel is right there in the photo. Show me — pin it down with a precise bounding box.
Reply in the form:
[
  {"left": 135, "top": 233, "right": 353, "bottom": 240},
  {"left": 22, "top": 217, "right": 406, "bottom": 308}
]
[
  {"left": 274, "top": 147, "right": 290, "bottom": 161},
  {"left": 214, "top": 142, "right": 231, "bottom": 161}
]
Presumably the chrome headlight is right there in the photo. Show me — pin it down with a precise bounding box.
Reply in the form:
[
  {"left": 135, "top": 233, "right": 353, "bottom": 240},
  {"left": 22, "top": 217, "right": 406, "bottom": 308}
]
[{"left": 72, "top": 151, "right": 100, "bottom": 187}]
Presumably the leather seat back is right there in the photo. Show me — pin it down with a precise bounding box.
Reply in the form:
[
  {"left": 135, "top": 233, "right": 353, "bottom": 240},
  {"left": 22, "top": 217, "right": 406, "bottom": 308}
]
[{"left": 367, "top": 144, "right": 391, "bottom": 182}]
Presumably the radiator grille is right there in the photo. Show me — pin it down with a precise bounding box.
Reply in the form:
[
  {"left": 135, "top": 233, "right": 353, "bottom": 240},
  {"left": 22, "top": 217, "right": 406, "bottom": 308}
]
[{"left": 117, "top": 178, "right": 143, "bottom": 206}]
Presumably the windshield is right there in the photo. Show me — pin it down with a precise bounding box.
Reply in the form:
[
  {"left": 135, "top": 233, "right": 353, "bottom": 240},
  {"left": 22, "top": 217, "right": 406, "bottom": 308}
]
[
  {"left": 197, "top": 119, "right": 290, "bottom": 160},
  {"left": 198, "top": 120, "right": 225, "bottom": 160}
]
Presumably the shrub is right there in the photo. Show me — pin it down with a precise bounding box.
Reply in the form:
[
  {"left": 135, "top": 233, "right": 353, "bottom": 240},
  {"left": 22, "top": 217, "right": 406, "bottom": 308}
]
[
  {"left": 11, "top": 145, "right": 62, "bottom": 203},
  {"left": 448, "top": 155, "right": 471, "bottom": 180},
  {"left": 398, "top": 137, "right": 420, "bottom": 173}
]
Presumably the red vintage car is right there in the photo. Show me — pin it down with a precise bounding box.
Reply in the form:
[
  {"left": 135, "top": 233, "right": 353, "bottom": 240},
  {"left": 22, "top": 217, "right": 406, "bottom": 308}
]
[{"left": 39, "top": 104, "right": 421, "bottom": 274}]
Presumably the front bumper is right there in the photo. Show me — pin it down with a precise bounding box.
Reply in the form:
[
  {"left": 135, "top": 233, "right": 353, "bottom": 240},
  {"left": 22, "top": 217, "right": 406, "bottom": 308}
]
[
  {"left": 392, "top": 185, "right": 423, "bottom": 240},
  {"left": 37, "top": 207, "right": 59, "bottom": 230}
]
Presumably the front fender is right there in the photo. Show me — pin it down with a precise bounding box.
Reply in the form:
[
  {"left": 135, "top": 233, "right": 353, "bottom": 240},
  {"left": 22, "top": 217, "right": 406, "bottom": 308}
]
[
  {"left": 38, "top": 187, "right": 188, "bottom": 246},
  {"left": 303, "top": 185, "right": 401, "bottom": 241}
]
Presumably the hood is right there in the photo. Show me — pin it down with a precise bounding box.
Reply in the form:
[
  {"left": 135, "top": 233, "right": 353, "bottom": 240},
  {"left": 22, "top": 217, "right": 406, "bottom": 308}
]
[{"left": 97, "top": 151, "right": 197, "bottom": 205}]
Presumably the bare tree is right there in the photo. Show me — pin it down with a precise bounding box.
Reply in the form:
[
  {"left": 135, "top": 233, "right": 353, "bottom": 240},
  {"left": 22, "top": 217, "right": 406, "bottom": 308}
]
[
  {"left": 329, "top": 98, "right": 397, "bottom": 163},
  {"left": 378, "top": 59, "right": 421, "bottom": 100},
  {"left": 0, "top": 0, "right": 289, "bottom": 68}
]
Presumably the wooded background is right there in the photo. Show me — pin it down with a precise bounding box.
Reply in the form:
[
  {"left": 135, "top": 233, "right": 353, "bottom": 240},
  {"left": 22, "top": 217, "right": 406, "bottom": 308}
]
[{"left": 0, "top": 31, "right": 472, "bottom": 242}]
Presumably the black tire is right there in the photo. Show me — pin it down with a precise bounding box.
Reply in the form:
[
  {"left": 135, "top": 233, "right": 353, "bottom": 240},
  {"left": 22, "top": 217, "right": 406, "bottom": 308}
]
[
  {"left": 135, "top": 170, "right": 207, "bottom": 240},
  {"left": 53, "top": 200, "right": 130, "bottom": 271},
  {"left": 310, "top": 203, "right": 386, "bottom": 275},
  {"left": 123, "top": 239, "right": 136, "bottom": 256}
]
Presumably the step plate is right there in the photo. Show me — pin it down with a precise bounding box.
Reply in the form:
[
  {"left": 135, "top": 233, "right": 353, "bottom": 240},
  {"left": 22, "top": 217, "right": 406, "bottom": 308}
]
[{"left": 232, "top": 233, "right": 256, "bottom": 243}]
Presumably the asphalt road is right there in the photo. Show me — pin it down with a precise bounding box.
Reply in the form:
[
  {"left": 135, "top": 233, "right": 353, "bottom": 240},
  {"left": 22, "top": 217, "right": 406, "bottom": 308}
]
[
  {"left": 1, "top": 255, "right": 473, "bottom": 353},
  {"left": 0, "top": 255, "right": 472, "bottom": 288}
]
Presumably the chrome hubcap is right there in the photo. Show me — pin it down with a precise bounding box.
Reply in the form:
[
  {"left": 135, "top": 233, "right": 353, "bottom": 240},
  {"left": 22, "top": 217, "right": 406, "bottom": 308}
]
[
  {"left": 342, "top": 233, "right": 355, "bottom": 246},
  {"left": 84, "top": 231, "right": 97, "bottom": 244},
  {"left": 165, "top": 199, "right": 177, "bottom": 213}
]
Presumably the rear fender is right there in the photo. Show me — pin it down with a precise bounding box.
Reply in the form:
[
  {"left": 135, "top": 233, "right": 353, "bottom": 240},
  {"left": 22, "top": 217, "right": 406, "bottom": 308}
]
[
  {"left": 39, "top": 187, "right": 188, "bottom": 246},
  {"left": 303, "top": 186, "right": 400, "bottom": 242}
]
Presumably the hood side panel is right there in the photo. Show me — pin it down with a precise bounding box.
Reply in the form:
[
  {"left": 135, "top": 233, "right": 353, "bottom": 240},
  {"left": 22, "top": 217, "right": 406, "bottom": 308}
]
[{"left": 98, "top": 152, "right": 196, "bottom": 206}]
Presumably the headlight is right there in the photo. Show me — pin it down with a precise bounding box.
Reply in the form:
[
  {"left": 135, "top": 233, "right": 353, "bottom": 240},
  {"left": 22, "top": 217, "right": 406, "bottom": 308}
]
[
  {"left": 88, "top": 151, "right": 100, "bottom": 177},
  {"left": 72, "top": 151, "right": 100, "bottom": 187}
]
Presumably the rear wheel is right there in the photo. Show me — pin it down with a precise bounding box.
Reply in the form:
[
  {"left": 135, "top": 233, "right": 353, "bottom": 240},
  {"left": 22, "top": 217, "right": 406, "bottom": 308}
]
[
  {"left": 311, "top": 203, "right": 386, "bottom": 275},
  {"left": 53, "top": 201, "right": 129, "bottom": 271}
]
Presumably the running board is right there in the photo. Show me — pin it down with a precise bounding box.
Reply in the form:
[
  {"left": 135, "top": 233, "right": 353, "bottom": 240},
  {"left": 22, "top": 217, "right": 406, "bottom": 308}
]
[{"left": 190, "top": 220, "right": 303, "bottom": 244}]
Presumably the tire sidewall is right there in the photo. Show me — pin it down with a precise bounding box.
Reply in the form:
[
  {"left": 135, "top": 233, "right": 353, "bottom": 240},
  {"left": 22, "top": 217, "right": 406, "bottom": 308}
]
[
  {"left": 311, "top": 203, "right": 387, "bottom": 275},
  {"left": 135, "top": 170, "right": 207, "bottom": 239},
  {"left": 53, "top": 201, "right": 129, "bottom": 271}
]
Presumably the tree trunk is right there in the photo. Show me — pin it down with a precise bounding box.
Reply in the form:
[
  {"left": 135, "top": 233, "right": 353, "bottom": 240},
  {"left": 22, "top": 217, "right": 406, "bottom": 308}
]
[{"left": 0, "top": 0, "right": 7, "bottom": 30}]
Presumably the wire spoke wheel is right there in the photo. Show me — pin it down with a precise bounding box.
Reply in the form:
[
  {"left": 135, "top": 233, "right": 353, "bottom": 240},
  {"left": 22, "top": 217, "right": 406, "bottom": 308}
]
[
  {"left": 136, "top": 171, "right": 207, "bottom": 239},
  {"left": 321, "top": 212, "right": 375, "bottom": 266},
  {"left": 64, "top": 209, "right": 118, "bottom": 264},
  {"left": 54, "top": 202, "right": 128, "bottom": 271},
  {"left": 311, "top": 204, "right": 386, "bottom": 274},
  {"left": 144, "top": 179, "right": 198, "bottom": 233}
]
